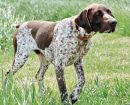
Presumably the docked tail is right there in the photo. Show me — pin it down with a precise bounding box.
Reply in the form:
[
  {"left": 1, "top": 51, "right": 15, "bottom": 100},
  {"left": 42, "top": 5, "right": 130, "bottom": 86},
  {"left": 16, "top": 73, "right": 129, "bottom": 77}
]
[{"left": 11, "top": 24, "right": 20, "bottom": 29}]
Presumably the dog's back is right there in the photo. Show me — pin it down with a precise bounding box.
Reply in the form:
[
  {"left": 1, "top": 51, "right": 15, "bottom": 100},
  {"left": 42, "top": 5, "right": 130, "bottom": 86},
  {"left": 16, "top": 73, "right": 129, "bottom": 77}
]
[{"left": 13, "top": 21, "right": 56, "bottom": 54}]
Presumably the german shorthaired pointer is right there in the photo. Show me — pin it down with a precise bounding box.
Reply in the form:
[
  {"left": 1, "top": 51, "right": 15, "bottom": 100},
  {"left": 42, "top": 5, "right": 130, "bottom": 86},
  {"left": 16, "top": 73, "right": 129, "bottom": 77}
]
[{"left": 6, "top": 3, "right": 117, "bottom": 105}]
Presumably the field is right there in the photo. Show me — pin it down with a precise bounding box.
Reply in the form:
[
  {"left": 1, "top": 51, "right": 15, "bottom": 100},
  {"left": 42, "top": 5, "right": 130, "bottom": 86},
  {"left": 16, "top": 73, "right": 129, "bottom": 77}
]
[{"left": 0, "top": 0, "right": 130, "bottom": 105}]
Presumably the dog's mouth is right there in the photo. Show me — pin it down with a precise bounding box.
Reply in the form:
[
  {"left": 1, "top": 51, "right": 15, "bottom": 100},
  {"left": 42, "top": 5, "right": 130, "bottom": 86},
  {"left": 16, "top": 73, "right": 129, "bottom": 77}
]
[
  {"left": 103, "top": 28, "right": 115, "bottom": 33},
  {"left": 104, "top": 30, "right": 111, "bottom": 33},
  {"left": 99, "top": 23, "right": 116, "bottom": 33},
  {"left": 97, "top": 18, "right": 117, "bottom": 33}
]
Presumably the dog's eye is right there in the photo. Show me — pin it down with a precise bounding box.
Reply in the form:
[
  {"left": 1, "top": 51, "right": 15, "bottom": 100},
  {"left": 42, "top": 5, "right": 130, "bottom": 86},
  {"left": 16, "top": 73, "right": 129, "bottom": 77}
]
[
  {"left": 106, "top": 9, "right": 111, "bottom": 14},
  {"left": 96, "top": 10, "right": 103, "bottom": 17},
  {"left": 106, "top": 9, "right": 114, "bottom": 17}
]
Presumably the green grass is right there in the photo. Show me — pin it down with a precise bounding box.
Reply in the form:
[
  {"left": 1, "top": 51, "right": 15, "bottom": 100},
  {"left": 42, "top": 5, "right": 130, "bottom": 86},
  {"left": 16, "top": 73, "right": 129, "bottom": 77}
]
[
  {"left": 0, "top": 0, "right": 130, "bottom": 105},
  {"left": 1, "top": 33, "right": 130, "bottom": 105}
]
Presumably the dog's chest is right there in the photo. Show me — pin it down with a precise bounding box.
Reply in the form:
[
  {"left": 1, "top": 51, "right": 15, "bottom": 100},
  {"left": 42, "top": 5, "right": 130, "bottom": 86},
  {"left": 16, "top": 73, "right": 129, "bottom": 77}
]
[
  {"left": 44, "top": 18, "right": 92, "bottom": 65},
  {"left": 53, "top": 34, "right": 91, "bottom": 66},
  {"left": 66, "top": 39, "right": 91, "bottom": 65}
]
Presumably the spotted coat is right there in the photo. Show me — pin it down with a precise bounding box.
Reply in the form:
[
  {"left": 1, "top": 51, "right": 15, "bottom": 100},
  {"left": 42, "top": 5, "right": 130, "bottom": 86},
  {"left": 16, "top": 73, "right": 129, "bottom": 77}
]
[
  {"left": 9, "top": 17, "right": 92, "bottom": 105},
  {"left": 6, "top": 3, "right": 118, "bottom": 105},
  {"left": 46, "top": 18, "right": 92, "bottom": 66}
]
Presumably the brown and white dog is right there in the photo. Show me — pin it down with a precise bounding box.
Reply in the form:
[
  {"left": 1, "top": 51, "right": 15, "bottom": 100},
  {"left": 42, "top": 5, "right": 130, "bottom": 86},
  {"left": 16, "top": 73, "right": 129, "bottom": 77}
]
[{"left": 6, "top": 3, "right": 117, "bottom": 105}]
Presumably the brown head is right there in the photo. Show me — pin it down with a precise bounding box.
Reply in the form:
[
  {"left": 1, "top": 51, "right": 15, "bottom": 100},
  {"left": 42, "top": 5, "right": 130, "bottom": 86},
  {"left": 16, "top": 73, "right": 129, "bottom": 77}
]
[{"left": 75, "top": 3, "right": 117, "bottom": 33}]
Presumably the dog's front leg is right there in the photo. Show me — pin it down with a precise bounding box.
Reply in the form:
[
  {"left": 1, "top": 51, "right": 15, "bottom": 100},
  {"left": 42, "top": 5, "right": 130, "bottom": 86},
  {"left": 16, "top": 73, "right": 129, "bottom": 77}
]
[
  {"left": 70, "top": 58, "right": 85, "bottom": 104},
  {"left": 54, "top": 63, "right": 71, "bottom": 105}
]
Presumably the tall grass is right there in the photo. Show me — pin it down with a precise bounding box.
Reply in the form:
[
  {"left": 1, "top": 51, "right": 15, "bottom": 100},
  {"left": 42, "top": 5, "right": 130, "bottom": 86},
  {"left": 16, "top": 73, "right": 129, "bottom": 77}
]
[
  {"left": 0, "top": 33, "right": 130, "bottom": 105},
  {"left": 1, "top": 74, "right": 130, "bottom": 105}
]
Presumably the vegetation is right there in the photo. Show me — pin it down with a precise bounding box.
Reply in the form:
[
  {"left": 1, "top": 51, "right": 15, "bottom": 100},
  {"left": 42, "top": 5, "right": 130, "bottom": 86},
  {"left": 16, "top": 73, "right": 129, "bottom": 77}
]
[{"left": 0, "top": 0, "right": 130, "bottom": 105}]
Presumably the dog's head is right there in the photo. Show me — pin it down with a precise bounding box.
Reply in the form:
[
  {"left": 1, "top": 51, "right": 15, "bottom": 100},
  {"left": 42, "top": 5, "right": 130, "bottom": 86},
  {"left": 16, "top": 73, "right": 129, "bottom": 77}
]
[{"left": 75, "top": 3, "right": 117, "bottom": 33}]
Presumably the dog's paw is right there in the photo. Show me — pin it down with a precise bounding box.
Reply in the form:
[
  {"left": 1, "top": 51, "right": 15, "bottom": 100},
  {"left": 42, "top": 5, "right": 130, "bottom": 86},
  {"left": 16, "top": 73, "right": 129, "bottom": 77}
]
[{"left": 69, "top": 93, "right": 78, "bottom": 104}]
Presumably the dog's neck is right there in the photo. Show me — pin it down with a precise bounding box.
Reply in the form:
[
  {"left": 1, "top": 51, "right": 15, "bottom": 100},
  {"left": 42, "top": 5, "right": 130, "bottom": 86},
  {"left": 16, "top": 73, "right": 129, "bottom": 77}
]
[{"left": 71, "top": 17, "right": 96, "bottom": 42}]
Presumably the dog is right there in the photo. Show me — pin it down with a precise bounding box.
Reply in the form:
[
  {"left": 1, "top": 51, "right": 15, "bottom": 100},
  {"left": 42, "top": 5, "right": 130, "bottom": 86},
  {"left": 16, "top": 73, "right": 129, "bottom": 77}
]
[{"left": 6, "top": 3, "right": 117, "bottom": 105}]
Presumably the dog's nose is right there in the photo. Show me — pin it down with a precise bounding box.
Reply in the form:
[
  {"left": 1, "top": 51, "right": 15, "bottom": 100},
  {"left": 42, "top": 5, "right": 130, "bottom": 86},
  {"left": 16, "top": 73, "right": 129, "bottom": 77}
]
[{"left": 110, "top": 20, "right": 117, "bottom": 26}]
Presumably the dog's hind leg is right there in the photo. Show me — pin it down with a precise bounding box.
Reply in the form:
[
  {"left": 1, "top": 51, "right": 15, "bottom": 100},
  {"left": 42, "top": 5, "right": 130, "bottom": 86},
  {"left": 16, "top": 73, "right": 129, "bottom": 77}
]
[
  {"left": 35, "top": 53, "right": 49, "bottom": 92},
  {"left": 6, "top": 24, "right": 38, "bottom": 78},
  {"left": 70, "top": 58, "right": 85, "bottom": 104},
  {"left": 9, "top": 49, "right": 29, "bottom": 75},
  {"left": 5, "top": 43, "right": 31, "bottom": 84}
]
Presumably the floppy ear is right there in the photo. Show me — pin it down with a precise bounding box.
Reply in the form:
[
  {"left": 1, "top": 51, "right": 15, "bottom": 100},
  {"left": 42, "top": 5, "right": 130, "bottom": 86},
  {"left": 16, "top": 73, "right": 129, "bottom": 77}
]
[{"left": 75, "top": 9, "right": 92, "bottom": 33}]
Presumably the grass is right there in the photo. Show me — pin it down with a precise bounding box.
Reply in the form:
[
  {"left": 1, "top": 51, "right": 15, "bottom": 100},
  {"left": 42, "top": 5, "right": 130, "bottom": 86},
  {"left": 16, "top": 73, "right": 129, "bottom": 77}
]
[
  {"left": 0, "top": 0, "right": 130, "bottom": 105},
  {"left": 1, "top": 34, "right": 130, "bottom": 105}
]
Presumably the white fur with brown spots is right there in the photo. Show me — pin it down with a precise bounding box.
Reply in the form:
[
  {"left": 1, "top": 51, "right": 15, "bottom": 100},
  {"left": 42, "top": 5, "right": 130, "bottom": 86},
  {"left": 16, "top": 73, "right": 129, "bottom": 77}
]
[{"left": 6, "top": 3, "right": 117, "bottom": 105}]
